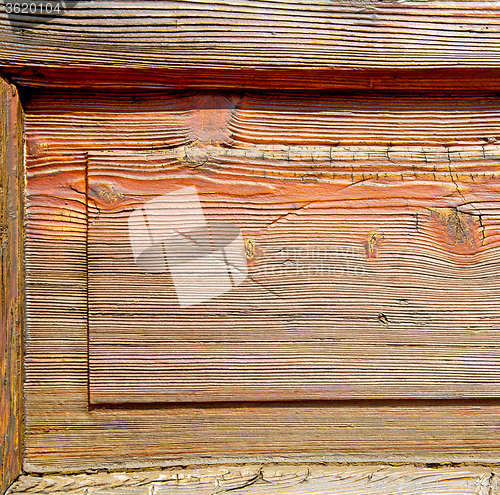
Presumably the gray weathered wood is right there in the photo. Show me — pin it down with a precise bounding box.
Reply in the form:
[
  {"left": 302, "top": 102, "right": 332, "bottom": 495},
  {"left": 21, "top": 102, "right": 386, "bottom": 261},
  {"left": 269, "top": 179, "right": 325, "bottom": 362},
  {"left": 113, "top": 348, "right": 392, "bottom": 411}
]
[{"left": 4, "top": 466, "right": 494, "bottom": 495}]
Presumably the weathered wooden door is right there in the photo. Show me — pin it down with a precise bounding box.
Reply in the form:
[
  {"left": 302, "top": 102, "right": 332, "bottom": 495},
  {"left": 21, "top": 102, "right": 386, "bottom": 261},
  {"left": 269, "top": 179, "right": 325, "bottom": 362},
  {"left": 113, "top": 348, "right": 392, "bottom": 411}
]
[{"left": 4, "top": 2, "right": 500, "bottom": 495}]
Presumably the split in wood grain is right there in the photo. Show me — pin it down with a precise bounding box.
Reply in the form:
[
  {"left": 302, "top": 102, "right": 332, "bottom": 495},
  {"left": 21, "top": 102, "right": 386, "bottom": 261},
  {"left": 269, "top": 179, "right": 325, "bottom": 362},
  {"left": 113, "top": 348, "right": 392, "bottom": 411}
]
[{"left": 4, "top": 466, "right": 494, "bottom": 495}]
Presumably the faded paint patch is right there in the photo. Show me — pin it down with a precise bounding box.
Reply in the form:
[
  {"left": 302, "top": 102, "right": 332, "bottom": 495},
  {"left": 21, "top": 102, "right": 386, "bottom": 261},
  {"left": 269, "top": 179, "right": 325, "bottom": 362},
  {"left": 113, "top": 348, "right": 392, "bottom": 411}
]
[{"left": 365, "top": 230, "right": 384, "bottom": 259}]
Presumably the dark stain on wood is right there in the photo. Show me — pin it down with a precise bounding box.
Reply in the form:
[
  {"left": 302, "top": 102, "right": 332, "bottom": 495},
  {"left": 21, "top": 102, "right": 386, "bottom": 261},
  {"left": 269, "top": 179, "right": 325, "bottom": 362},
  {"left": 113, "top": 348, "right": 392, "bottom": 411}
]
[{"left": 429, "top": 207, "right": 481, "bottom": 251}]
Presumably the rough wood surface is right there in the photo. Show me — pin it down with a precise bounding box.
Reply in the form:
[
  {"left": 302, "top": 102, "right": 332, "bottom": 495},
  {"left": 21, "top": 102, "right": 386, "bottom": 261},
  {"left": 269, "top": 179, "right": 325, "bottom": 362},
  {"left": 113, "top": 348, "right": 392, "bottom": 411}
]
[
  {"left": 3, "top": 1, "right": 500, "bottom": 90},
  {"left": 4, "top": 466, "right": 495, "bottom": 495},
  {"left": 0, "top": 76, "right": 24, "bottom": 494},
  {"left": 23, "top": 89, "right": 500, "bottom": 472},
  {"left": 88, "top": 146, "right": 500, "bottom": 404}
]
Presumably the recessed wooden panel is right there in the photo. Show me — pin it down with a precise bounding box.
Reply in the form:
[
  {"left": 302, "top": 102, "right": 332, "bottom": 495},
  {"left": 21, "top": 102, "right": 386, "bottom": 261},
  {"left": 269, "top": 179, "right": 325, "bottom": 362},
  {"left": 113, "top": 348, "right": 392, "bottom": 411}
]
[
  {"left": 24, "top": 89, "right": 500, "bottom": 472},
  {"left": 88, "top": 144, "right": 500, "bottom": 404}
]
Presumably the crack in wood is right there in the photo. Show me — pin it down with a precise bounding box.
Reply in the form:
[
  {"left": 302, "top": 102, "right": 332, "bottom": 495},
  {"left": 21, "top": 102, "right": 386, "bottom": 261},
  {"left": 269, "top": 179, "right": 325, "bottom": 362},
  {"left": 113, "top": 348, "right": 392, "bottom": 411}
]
[{"left": 5, "top": 466, "right": 495, "bottom": 495}]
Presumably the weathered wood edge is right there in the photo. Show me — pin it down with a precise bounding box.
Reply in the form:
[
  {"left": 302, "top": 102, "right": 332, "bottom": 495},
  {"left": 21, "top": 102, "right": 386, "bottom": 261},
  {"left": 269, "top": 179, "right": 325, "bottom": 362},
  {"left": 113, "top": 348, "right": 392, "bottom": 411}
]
[
  {"left": 4, "top": 465, "right": 495, "bottom": 495},
  {"left": 2, "top": 0, "right": 500, "bottom": 70},
  {"left": 0, "top": 76, "right": 25, "bottom": 494},
  {"left": 4, "top": 1, "right": 500, "bottom": 90}
]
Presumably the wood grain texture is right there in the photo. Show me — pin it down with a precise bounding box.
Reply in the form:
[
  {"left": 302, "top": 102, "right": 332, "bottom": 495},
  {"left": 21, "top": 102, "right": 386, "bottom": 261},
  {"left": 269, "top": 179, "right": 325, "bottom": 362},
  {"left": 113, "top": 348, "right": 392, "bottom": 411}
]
[
  {"left": 0, "top": 76, "right": 24, "bottom": 494},
  {"left": 9, "top": 67, "right": 500, "bottom": 93},
  {"left": 23, "top": 89, "right": 500, "bottom": 473},
  {"left": 4, "top": 1, "right": 500, "bottom": 90},
  {"left": 88, "top": 147, "right": 500, "bottom": 404},
  {"left": 4, "top": 466, "right": 494, "bottom": 495}
]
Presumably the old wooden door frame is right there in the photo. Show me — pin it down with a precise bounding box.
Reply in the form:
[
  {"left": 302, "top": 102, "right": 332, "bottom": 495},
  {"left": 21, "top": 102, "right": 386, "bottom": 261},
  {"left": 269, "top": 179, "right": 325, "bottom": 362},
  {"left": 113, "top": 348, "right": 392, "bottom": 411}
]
[
  {"left": 0, "top": 75, "right": 24, "bottom": 495},
  {"left": 4, "top": 1, "right": 500, "bottom": 494}
]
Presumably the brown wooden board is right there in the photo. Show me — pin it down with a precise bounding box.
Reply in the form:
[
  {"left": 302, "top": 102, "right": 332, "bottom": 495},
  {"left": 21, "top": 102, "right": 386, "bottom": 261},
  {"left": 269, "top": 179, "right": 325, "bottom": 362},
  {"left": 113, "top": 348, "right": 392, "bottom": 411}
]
[
  {"left": 88, "top": 146, "right": 500, "bottom": 404},
  {"left": 3, "top": 1, "right": 500, "bottom": 91},
  {"left": 3, "top": 466, "right": 495, "bottom": 495},
  {"left": 8, "top": 67, "right": 500, "bottom": 93},
  {"left": 0, "top": 76, "right": 24, "bottom": 493},
  {"left": 23, "top": 89, "right": 500, "bottom": 473}
]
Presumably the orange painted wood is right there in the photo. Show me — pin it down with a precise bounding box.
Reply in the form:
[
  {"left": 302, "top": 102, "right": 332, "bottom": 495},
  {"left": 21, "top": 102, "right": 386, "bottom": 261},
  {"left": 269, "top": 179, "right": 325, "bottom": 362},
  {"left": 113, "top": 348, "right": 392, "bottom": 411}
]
[
  {"left": 88, "top": 147, "right": 500, "bottom": 404},
  {"left": 23, "top": 89, "right": 500, "bottom": 473},
  {"left": 0, "top": 76, "right": 24, "bottom": 494},
  {"left": 3, "top": 0, "right": 500, "bottom": 484}
]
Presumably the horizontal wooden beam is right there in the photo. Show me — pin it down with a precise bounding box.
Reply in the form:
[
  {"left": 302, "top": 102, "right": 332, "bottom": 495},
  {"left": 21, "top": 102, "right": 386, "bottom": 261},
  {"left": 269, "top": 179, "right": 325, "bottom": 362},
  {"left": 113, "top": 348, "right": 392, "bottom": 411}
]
[
  {"left": 4, "top": 466, "right": 496, "bottom": 495},
  {"left": 3, "top": 1, "right": 500, "bottom": 89},
  {"left": 7, "top": 66, "right": 500, "bottom": 92}
]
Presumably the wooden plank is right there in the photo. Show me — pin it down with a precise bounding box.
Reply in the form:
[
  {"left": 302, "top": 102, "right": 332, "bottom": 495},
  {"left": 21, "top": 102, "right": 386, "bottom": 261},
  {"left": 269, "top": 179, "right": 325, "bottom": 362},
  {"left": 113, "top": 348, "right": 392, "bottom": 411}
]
[
  {"left": 23, "top": 90, "right": 500, "bottom": 150},
  {"left": 8, "top": 67, "right": 500, "bottom": 92},
  {"left": 87, "top": 147, "right": 500, "bottom": 404},
  {"left": 0, "top": 76, "right": 24, "bottom": 493},
  {"left": 23, "top": 89, "right": 500, "bottom": 472},
  {"left": 4, "top": 466, "right": 494, "bottom": 495},
  {"left": 3, "top": 1, "right": 500, "bottom": 90}
]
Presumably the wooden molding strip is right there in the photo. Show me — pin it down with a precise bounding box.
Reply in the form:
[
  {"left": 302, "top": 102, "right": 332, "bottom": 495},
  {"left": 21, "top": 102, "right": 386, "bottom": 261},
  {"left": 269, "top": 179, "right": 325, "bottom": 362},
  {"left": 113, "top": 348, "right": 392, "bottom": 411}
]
[
  {"left": 3, "top": 1, "right": 500, "bottom": 89},
  {"left": 6, "top": 67, "right": 500, "bottom": 92},
  {"left": 0, "top": 77, "right": 25, "bottom": 494},
  {"left": 4, "top": 466, "right": 495, "bottom": 495}
]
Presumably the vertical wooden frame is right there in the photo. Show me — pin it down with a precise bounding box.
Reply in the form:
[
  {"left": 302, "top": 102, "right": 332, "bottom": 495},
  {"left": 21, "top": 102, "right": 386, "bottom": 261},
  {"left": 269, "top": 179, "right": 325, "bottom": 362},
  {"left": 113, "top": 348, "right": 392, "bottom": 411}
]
[{"left": 0, "top": 75, "right": 24, "bottom": 494}]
